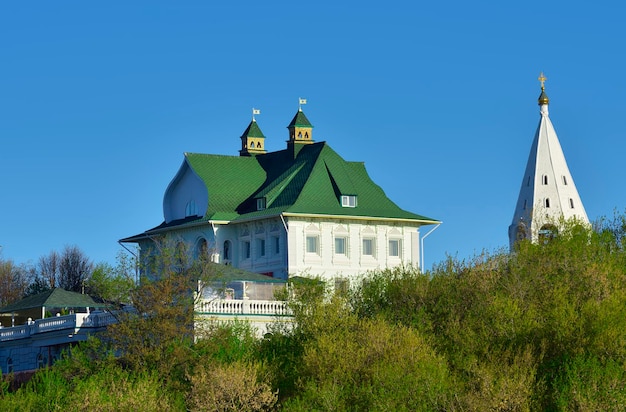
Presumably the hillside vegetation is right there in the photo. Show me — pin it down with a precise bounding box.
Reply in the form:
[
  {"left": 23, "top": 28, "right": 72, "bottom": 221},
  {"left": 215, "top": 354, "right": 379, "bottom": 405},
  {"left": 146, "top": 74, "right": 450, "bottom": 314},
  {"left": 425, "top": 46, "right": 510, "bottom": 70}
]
[{"left": 3, "top": 216, "right": 626, "bottom": 411}]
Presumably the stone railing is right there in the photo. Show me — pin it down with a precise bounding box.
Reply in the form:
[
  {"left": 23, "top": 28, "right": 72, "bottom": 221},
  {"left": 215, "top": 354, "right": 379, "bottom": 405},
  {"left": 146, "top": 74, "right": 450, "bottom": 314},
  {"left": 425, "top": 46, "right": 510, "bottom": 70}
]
[
  {"left": 0, "top": 325, "right": 29, "bottom": 342},
  {"left": 0, "top": 312, "right": 117, "bottom": 343},
  {"left": 195, "top": 299, "right": 291, "bottom": 316}
]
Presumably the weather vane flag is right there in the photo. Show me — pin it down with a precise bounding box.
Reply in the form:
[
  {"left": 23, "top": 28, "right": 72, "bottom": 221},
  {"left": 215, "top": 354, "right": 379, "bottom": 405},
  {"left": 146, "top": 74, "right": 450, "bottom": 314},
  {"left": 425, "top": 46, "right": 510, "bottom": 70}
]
[
  {"left": 299, "top": 97, "right": 307, "bottom": 110},
  {"left": 252, "top": 108, "right": 260, "bottom": 121}
]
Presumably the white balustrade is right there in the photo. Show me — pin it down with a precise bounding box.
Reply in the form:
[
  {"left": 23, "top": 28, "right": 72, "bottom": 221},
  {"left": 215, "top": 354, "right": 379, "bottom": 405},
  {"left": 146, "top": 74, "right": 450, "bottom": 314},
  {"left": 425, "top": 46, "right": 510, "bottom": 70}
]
[{"left": 195, "top": 299, "right": 291, "bottom": 316}]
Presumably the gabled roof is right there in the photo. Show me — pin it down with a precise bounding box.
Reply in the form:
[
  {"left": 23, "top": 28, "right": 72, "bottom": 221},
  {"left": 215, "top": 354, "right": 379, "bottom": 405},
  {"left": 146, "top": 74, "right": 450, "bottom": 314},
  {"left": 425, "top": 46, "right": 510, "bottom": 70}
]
[{"left": 0, "top": 288, "right": 106, "bottom": 313}]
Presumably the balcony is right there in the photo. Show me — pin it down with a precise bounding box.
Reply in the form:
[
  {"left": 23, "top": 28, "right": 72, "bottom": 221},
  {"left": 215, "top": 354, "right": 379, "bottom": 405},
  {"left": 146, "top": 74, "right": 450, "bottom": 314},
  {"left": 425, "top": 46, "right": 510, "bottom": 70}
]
[{"left": 195, "top": 298, "right": 291, "bottom": 316}]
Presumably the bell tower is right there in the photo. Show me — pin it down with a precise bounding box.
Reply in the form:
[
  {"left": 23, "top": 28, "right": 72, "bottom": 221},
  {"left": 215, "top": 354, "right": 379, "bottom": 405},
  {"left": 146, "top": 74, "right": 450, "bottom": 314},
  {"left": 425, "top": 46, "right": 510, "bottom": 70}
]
[{"left": 508, "top": 73, "right": 589, "bottom": 248}]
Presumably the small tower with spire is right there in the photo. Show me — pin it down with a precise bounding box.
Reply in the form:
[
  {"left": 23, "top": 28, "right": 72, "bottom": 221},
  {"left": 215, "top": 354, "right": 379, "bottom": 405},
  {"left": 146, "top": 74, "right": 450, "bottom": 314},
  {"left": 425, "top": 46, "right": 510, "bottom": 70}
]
[
  {"left": 287, "top": 98, "right": 314, "bottom": 157},
  {"left": 239, "top": 108, "right": 266, "bottom": 157},
  {"left": 508, "top": 73, "right": 589, "bottom": 248}
]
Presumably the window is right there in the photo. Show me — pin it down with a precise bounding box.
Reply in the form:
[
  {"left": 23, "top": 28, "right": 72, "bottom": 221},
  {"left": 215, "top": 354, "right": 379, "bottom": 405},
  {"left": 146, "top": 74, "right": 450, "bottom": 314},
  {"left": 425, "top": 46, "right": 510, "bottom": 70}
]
[
  {"left": 257, "top": 238, "right": 266, "bottom": 257},
  {"left": 523, "top": 199, "right": 527, "bottom": 210},
  {"left": 335, "top": 237, "right": 347, "bottom": 255},
  {"left": 223, "top": 240, "right": 231, "bottom": 261},
  {"left": 273, "top": 236, "right": 280, "bottom": 255},
  {"left": 362, "top": 238, "right": 374, "bottom": 256},
  {"left": 569, "top": 198, "right": 575, "bottom": 209},
  {"left": 306, "top": 236, "right": 319, "bottom": 254},
  {"left": 196, "top": 238, "right": 209, "bottom": 261},
  {"left": 545, "top": 198, "right": 550, "bottom": 208},
  {"left": 527, "top": 176, "right": 531, "bottom": 187},
  {"left": 37, "top": 353, "right": 45, "bottom": 369},
  {"left": 389, "top": 239, "right": 401, "bottom": 257},
  {"left": 542, "top": 175, "right": 548, "bottom": 185},
  {"left": 185, "top": 200, "right": 197, "bottom": 217},
  {"left": 562, "top": 176, "right": 568, "bottom": 185},
  {"left": 335, "top": 278, "right": 349, "bottom": 294},
  {"left": 243, "top": 241, "right": 251, "bottom": 259},
  {"left": 341, "top": 195, "right": 357, "bottom": 208},
  {"left": 256, "top": 198, "right": 266, "bottom": 211},
  {"left": 539, "top": 224, "right": 558, "bottom": 243}
]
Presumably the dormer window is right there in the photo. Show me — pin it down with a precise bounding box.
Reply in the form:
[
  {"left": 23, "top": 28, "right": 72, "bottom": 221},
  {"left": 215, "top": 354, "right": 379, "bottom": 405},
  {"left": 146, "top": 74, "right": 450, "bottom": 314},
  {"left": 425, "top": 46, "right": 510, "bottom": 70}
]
[
  {"left": 341, "top": 195, "right": 357, "bottom": 208},
  {"left": 256, "top": 197, "right": 266, "bottom": 211},
  {"left": 185, "top": 200, "right": 197, "bottom": 217}
]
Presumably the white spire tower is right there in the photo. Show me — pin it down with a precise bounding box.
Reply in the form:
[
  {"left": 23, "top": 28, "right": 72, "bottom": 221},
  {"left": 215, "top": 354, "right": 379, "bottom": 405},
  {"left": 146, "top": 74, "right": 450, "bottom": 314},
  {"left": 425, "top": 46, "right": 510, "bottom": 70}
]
[{"left": 508, "top": 73, "right": 589, "bottom": 248}]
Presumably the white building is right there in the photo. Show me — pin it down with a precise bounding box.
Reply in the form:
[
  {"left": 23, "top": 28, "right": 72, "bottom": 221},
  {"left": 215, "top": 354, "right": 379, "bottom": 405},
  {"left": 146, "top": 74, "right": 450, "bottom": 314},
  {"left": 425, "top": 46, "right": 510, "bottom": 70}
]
[
  {"left": 121, "top": 104, "right": 440, "bottom": 283},
  {"left": 509, "top": 74, "right": 589, "bottom": 248}
]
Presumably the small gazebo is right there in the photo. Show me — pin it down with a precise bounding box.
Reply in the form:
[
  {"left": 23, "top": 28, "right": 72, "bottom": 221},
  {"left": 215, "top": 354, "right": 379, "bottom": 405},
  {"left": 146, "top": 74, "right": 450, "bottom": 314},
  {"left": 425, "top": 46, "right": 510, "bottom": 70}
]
[{"left": 0, "top": 288, "right": 107, "bottom": 328}]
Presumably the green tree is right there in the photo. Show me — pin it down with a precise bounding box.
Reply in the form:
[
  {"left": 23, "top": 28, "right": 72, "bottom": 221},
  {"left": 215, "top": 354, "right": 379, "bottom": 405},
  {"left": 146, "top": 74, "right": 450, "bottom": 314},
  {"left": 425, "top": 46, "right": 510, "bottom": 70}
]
[{"left": 86, "top": 251, "right": 136, "bottom": 304}]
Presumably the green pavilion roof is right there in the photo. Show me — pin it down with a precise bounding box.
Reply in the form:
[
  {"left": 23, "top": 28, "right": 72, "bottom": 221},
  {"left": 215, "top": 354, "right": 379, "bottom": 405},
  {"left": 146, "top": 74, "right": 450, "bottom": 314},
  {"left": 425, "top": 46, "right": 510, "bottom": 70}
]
[{"left": 0, "top": 288, "right": 106, "bottom": 314}]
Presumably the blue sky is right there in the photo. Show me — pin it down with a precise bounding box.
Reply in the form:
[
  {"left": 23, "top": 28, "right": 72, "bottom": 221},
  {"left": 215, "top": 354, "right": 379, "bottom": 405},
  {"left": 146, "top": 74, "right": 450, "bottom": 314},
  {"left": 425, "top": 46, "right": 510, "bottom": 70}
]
[{"left": 1, "top": 2, "right": 625, "bottom": 270}]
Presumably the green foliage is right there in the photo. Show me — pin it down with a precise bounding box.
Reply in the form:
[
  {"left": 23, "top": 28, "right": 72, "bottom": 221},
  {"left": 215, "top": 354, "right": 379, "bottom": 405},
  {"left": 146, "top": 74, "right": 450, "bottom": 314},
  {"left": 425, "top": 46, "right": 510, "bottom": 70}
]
[
  {"left": 87, "top": 251, "right": 136, "bottom": 304},
  {"left": 552, "top": 355, "right": 626, "bottom": 411},
  {"left": 2, "top": 363, "right": 180, "bottom": 411},
  {"left": 7, "top": 214, "right": 626, "bottom": 410},
  {"left": 195, "top": 321, "right": 258, "bottom": 364},
  {"left": 187, "top": 361, "right": 277, "bottom": 412}
]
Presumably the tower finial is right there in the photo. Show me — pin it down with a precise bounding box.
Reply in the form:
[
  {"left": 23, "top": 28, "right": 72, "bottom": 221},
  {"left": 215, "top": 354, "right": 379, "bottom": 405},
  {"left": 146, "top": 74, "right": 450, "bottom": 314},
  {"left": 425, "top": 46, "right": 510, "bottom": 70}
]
[
  {"left": 252, "top": 108, "right": 260, "bottom": 122},
  {"left": 537, "top": 72, "right": 549, "bottom": 106},
  {"left": 538, "top": 72, "right": 547, "bottom": 90},
  {"left": 298, "top": 97, "right": 307, "bottom": 112}
]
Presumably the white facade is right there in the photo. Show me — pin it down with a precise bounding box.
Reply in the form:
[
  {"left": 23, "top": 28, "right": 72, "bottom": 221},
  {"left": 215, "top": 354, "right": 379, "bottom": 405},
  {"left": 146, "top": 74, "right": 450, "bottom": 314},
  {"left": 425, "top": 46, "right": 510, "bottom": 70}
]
[{"left": 138, "top": 215, "right": 422, "bottom": 283}]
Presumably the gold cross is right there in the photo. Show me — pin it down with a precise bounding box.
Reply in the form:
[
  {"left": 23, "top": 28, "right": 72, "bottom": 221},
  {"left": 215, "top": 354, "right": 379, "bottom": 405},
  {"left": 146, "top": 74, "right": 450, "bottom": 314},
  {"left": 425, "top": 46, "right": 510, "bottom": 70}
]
[{"left": 538, "top": 72, "right": 547, "bottom": 89}]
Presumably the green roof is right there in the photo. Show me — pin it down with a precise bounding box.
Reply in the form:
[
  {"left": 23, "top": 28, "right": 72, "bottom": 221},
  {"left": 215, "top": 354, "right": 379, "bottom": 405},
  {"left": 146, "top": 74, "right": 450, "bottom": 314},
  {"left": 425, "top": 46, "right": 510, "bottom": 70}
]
[
  {"left": 287, "top": 110, "right": 313, "bottom": 128},
  {"left": 0, "top": 288, "right": 106, "bottom": 313},
  {"left": 240, "top": 120, "right": 265, "bottom": 138},
  {"left": 121, "top": 114, "right": 439, "bottom": 240},
  {"left": 207, "top": 263, "right": 286, "bottom": 283},
  {"left": 160, "top": 142, "right": 437, "bottom": 229}
]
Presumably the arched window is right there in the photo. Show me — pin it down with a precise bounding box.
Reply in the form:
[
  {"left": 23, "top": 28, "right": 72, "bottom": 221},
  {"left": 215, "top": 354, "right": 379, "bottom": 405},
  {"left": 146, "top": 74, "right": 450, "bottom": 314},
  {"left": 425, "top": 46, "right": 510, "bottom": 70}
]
[
  {"left": 305, "top": 132, "right": 309, "bottom": 139},
  {"left": 516, "top": 222, "right": 527, "bottom": 241},
  {"left": 37, "top": 353, "right": 45, "bottom": 369},
  {"left": 545, "top": 198, "right": 550, "bottom": 208},
  {"left": 250, "top": 141, "right": 255, "bottom": 148},
  {"left": 195, "top": 238, "right": 209, "bottom": 261},
  {"left": 297, "top": 132, "right": 302, "bottom": 139},
  {"left": 185, "top": 200, "right": 197, "bottom": 217},
  {"left": 256, "top": 142, "right": 261, "bottom": 148},
  {"left": 539, "top": 224, "right": 558, "bottom": 243},
  {"left": 223, "top": 240, "right": 231, "bottom": 261},
  {"left": 542, "top": 175, "right": 548, "bottom": 185}
]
